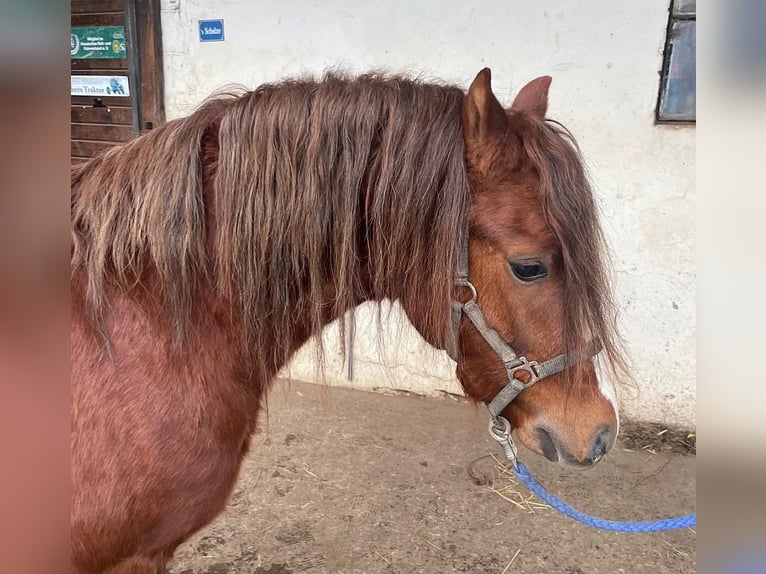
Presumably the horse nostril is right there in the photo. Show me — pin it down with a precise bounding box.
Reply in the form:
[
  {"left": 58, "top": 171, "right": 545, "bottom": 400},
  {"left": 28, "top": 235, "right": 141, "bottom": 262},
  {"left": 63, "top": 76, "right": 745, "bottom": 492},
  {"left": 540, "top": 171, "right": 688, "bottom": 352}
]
[
  {"left": 534, "top": 427, "right": 559, "bottom": 462},
  {"left": 588, "top": 427, "right": 612, "bottom": 464}
]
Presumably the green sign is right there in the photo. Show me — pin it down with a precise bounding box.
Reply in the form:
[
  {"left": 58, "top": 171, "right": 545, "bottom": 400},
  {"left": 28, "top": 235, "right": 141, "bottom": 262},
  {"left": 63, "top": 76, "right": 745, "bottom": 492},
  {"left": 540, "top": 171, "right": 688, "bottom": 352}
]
[{"left": 71, "top": 26, "right": 126, "bottom": 59}]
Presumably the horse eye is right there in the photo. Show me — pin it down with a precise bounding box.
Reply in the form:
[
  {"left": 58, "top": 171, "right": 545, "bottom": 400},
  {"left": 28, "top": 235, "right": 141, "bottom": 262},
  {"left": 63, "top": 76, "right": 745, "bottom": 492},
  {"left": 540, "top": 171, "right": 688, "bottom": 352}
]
[{"left": 510, "top": 261, "right": 548, "bottom": 282}]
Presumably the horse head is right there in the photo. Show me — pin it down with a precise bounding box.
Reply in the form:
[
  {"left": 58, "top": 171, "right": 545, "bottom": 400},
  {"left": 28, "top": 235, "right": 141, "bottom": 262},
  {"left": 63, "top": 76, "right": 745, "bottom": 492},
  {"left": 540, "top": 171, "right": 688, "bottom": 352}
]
[{"left": 445, "top": 70, "right": 622, "bottom": 467}]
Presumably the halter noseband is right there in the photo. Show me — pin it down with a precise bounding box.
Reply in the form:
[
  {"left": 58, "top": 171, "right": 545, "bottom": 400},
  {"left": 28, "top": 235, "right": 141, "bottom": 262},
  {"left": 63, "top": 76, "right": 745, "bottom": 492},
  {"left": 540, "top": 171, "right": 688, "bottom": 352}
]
[{"left": 446, "top": 230, "right": 602, "bottom": 466}]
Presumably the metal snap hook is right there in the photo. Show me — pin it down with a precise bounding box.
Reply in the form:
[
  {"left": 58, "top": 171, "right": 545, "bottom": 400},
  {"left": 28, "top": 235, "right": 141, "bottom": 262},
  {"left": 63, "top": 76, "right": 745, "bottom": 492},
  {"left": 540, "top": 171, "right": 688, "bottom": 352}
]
[{"left": 488, "top": 415, "right": 518, "bottom": 469}]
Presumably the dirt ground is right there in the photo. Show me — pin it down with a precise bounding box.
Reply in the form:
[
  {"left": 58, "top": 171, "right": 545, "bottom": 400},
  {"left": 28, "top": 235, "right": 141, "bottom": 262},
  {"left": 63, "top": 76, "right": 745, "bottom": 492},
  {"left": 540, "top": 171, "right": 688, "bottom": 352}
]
[{"left": 168, "top": 380, "right": 696, "bottom": 574}]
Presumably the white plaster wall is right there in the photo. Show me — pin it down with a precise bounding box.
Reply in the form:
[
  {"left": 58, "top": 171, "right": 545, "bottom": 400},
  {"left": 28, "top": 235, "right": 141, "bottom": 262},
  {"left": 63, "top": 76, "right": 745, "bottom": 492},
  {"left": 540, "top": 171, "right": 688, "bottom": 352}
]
[{"left": 160, "top": 0, "right": 695, "bottom": 427}]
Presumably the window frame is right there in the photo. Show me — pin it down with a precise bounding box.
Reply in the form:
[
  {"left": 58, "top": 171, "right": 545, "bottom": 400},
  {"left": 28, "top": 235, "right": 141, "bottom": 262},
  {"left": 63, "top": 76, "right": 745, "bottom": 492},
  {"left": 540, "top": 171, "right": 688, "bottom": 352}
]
[{"left": 655, "top": 0, "right": 696, "bottom": 124}]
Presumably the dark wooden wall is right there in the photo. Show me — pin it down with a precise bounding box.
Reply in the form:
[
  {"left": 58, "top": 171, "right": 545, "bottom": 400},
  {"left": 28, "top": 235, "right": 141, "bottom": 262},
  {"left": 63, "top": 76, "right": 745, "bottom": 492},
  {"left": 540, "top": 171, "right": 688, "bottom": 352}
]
[{"left": 71, "top": 0, "right": 164, "bottom": 164}]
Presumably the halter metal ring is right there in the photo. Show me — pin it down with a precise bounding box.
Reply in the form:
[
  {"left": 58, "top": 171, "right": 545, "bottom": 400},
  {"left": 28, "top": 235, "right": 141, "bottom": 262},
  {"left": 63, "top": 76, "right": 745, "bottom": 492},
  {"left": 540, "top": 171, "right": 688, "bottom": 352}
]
[{"left": 456, "top": 280, "right": 478, "bottom": 304}]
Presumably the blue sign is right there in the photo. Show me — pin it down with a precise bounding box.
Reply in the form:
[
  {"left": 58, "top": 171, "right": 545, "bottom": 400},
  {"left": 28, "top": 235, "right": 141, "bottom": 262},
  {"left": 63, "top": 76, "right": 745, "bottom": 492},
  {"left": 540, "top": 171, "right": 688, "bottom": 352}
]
[{"left": 198, "top": 19, "right": 224, "bottom": 42}]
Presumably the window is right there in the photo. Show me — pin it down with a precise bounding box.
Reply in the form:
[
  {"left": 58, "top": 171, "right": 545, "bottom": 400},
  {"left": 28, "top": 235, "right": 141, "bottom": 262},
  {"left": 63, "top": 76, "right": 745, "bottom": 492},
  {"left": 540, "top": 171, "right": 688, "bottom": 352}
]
[{"left": 656, "top": 0, "right": 696, "bottom": 123}]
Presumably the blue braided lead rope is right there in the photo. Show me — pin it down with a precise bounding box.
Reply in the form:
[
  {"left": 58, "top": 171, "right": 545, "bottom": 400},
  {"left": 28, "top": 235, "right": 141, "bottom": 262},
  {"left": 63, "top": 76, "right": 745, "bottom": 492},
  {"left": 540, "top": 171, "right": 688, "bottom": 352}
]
[{"left": 512, "top": 461, "right": 696, "bottom": 532}]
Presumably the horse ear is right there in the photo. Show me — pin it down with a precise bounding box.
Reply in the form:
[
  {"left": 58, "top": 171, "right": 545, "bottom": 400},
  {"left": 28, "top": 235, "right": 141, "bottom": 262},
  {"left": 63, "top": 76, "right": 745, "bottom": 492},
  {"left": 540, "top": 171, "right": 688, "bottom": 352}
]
[
  {"left": 510, "top": 75, "right": 552, "bottom": 118},
  {"left": 463, "top": 68, "right": 508, "bottom": 142}
]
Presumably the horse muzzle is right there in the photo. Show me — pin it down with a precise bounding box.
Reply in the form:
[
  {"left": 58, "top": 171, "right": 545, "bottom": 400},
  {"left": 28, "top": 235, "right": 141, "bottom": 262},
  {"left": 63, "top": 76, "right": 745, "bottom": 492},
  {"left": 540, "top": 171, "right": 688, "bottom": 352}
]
[{"left": 531, "top": 424, "right": 616, "bottom": 468}]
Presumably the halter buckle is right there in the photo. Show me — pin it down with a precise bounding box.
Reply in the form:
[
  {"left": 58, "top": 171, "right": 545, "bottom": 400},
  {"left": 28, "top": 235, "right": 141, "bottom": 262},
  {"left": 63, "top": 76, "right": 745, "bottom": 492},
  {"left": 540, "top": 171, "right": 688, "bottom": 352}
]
[{"left": 506, "top": 356, "right": 542, "bottom": 386}]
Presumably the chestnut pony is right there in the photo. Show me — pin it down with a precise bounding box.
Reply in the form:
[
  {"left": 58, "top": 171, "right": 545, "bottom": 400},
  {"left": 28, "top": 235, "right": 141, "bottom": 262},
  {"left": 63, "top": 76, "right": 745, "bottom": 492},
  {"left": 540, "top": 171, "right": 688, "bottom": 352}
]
[{"left": 71, "top": 69, "right": 624, "bottom": 573}]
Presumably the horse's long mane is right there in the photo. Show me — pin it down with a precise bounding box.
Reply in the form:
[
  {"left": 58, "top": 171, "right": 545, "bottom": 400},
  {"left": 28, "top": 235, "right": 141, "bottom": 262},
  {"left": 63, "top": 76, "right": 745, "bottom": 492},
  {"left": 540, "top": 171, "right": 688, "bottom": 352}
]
[
  {"left": 71, "top": 73, "right": 470, "bottom": 365},
  {"left": 71, "top": 71, "right": 624, "bottom": 380}
]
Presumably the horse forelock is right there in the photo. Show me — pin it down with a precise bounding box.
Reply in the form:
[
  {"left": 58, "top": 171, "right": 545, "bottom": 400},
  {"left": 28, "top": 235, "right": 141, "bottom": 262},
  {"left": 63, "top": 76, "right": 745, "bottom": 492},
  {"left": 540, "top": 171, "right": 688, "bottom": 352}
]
[
  {"left": 71, "top": 73, "right": 470, "bottom": 364},
  {"left": 518, "top": 117, "right": 628, "bottom": 383}
]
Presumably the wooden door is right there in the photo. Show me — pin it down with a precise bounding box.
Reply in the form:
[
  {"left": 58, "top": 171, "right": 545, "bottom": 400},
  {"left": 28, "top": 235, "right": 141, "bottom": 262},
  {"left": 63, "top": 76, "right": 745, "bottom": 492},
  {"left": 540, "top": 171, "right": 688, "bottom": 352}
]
[{"left": 71, "top": 0, "right": 164, "bottom": 164}]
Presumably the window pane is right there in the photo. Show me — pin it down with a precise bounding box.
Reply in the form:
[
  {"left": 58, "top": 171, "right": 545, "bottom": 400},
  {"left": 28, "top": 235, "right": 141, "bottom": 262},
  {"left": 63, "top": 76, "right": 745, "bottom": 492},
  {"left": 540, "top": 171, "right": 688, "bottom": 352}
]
[
  {"left": 673, "top": 0, "right": 696, "bottom": 17},
  {"left": 659, "top": 20, "right": 696, "bottom": 121}
]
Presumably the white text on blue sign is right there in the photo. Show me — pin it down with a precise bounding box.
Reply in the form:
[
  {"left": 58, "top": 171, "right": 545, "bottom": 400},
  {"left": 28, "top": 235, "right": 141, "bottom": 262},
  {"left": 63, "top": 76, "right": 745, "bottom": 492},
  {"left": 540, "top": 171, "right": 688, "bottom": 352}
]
[{"left": 199, "top": 20, "right": 225, "bottom": 42}]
